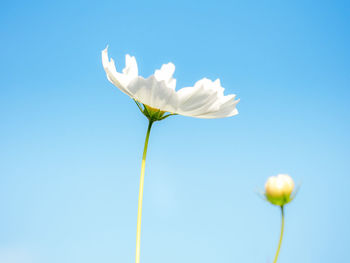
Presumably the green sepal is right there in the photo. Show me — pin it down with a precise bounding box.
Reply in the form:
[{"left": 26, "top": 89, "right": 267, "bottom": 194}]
[
  {"left": 265, "top": 185, "right": 300, "bottom": 206},
  {"left": 265, "top": 194, "right": 293, "bottom": 206},
  {"left": 134, "top": 100, "right": 177, "bottom": 122}
]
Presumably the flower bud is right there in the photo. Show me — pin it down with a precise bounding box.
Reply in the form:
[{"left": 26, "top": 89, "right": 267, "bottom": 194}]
[{"left": 265, "top": 174, "right": 295, "bottom": 206}]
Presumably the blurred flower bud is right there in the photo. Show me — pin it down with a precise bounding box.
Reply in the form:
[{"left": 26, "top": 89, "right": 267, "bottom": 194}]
[{"left": 265, "top": 174, "right": 295, "bottom": 206}]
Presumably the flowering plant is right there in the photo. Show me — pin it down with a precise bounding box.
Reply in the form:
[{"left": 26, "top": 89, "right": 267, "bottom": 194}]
[{"left": 102, "top": 47, "right": 239, "bottom": 263}]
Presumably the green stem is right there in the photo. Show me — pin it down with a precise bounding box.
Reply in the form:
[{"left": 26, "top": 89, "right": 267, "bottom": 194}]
[
  {"left": 273, "top": 206, "right": 285, "bottom": 263},
  {"left": 135, "top": 120, "right": 153, "bottom": 263}
]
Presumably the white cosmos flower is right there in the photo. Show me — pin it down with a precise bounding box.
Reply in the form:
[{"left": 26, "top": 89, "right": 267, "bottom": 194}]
[{"left": 102, "top": 47, "right": 240, "bottom": 119}]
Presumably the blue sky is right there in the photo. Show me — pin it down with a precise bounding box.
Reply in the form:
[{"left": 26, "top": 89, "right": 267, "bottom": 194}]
[{"left": 1, "top": 0, "right": 349, "bottom": 262}]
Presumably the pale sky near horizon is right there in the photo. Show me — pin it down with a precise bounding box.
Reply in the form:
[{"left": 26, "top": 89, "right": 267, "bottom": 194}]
[{"left": 1, "top": 0, "right": 349, "bottom": 263}]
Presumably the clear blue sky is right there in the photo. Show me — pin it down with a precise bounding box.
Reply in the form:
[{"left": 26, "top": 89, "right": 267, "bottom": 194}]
[{"left": 1, "top": 0, "right": 349, "bottom": 262}]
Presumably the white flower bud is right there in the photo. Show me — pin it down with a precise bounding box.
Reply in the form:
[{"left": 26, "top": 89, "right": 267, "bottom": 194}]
[{"left": 265, "top": 174, "right": 295, "bottom": 206}]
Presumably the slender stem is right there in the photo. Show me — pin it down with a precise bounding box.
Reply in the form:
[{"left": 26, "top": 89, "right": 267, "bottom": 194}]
[
  {"left": 135, "top": 120, "right": 153, "bottom": 263},
  {"left": 273, "top": 206, "right": 285, "bottom": 263}
]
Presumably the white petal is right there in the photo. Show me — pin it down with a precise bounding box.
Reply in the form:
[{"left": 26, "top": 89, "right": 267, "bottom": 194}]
[
  {"left": 123, "top": 54, "right": 138, "bottom": 79},
  {"left": 154, "top": 63, "right": 176, "bottom": 90},
  {"left": 101, "top": 47, "right": 135, "bottom": 97},
  {"left": 176, "top": 78, "right": 239, "bottom": 118},
  {"left": 176, "top": 79, "right": 222, "bottom": 115},
  {"left": 127, "top": 76, "right": 178, "bottom": 112},
  {"left": 196, "top": 97, "right": 240, "bottom": 119}
]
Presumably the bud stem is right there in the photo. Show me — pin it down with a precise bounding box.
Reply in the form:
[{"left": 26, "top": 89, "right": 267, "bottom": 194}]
[
  {"left": 273, "top": 205, "right": 285, "bottom": 263},
  {"left": 135, "top": 120, "right": 154, "bottom": 263}
]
